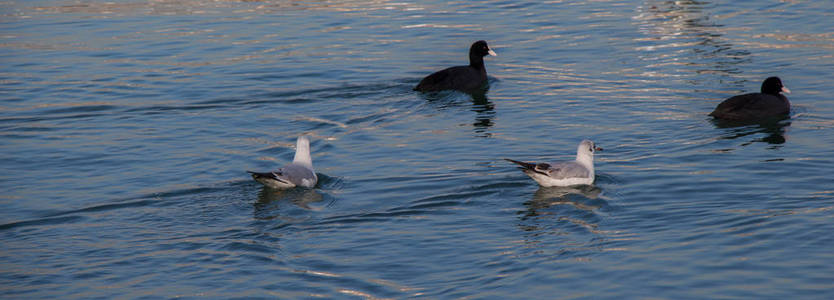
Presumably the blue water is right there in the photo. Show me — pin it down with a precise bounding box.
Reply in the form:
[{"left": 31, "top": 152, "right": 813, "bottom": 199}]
[{"left": 2, "top": 0, "right": 833, "bottom": 298}]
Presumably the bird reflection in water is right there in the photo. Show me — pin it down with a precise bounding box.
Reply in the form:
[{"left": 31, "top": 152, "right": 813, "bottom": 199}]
[
  {"left": 521, "top": 185, "right": 604, "bottom": 220},
  {"left": 471, "top": 91, "right": 495, "bottom": 137},
  {"left": 253, "top": 187, "right": 328, "bottom": 220},
  {"left": 516, "top": 185, "right": 609, "bottom": 257},
  {"left": 711, "top": 117, "right": 791, "bottom": 146},
  {"left": 420, "top": 88, "right": 496, "bottom": 137}
]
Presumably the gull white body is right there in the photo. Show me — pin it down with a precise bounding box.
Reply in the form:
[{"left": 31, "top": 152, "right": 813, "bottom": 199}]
[
  {"left": 248, "top": 136, "right": 317, "bottom": 189},
  {"left": 506, "top": 140, "right": 600, "bottom": 187}
]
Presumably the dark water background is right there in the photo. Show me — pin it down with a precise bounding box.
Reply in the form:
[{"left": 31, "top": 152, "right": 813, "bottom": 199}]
[{"left": 2, "top": 0, "right": 833, "bottom": 298}]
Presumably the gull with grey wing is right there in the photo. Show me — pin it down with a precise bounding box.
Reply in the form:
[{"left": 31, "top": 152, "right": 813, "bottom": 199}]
[
  {"left": 248, "top": 136, "right": 318, "bottom": 189},
  {"left": 506, "top": 140, "right": 602, "bottom": 187}
]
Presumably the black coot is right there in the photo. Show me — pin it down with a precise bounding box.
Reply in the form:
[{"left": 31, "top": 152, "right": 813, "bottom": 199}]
[
  {"left": 710, "top": 77, "right": 791, "bottom": 121},
  {"left": 414, "top": 40, "right": 497, "bottom": 93}
]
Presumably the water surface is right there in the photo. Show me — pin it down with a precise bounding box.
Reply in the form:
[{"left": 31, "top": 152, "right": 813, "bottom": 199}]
[{"left": 2, "top": 0, "right": 834, "bottom": 298}]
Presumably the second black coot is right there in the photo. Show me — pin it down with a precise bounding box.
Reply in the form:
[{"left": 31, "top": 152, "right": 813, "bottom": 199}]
[
  {"left": 709, "top": 77, "right": 791, "bottom": 121},
  {"left": 414, "top": 40, "right": 497, "bottom": 93}
]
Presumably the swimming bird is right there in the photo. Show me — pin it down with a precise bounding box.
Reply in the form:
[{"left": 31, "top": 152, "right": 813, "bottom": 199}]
[
  {"left": 505, "top": 140, "right": 602, "bottom": 187},
  {"left": 414, "top": 40, "right": 497, "bottom": 93},
  {"left": 248, "top": 136, "right": 317, "bottom": 189},
  {"left": 709, "top": 77, "right": 791, "bottom": 121}
]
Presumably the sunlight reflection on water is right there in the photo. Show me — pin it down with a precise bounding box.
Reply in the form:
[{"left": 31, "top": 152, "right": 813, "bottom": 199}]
[{"left": 1, "top": 0, "right": 833, "bottom": 298}]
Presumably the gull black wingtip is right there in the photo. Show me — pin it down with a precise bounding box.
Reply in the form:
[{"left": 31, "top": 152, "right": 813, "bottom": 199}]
[
  {"left": 247, "top": 171, "right": 275, "bottom": 179},
  {"left": 505, "top": 158, "right": 535, "bottom": 169}
]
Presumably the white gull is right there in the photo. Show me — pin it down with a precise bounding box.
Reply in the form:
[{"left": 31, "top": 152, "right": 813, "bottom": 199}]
[
  {"left": 506, "top": 140, "right": 602, "bottom": 187},
  {"left": 248, "top": 136, "right": 318, "bottom": 189}
]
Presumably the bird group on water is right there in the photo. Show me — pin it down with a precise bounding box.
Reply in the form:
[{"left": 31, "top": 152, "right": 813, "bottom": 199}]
[{"left": 249, "top": 40, "right": 792, "bottom": 190}]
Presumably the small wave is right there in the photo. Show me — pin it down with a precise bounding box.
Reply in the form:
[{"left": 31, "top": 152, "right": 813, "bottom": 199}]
[{"left": 0, "top": 215, "right": 85, "bottom": 231}]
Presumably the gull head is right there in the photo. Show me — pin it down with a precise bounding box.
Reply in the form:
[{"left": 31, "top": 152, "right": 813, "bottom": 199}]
[
  {"left": 297, "top": 135, "right": 311, "bottom": 149},
  {"left": 577, "top": 139, "right": 602, "bottom": 160},
  {"left": 292, "top": 135, "right": 314, "bottom": 169}
]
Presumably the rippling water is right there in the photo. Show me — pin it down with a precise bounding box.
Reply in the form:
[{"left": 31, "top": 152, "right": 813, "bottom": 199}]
[{"left": 2, "top": 0, "right": 833, "bottom": 298}]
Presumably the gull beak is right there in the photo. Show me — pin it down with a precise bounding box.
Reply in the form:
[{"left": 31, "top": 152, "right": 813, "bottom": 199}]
[
  {"left": 781, "top": 86, "right": 791, "bottom": 94},
  {"left": 594, "top": 146, "right": 603, "bottom": 151},
  {"left": 488, "top": 49, "right": 497, "bottom": 56}
]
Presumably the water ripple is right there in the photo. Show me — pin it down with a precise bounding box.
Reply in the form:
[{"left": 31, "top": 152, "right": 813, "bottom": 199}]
[{"left": 2, "top": 0, "right": 834, "bottom": 298}]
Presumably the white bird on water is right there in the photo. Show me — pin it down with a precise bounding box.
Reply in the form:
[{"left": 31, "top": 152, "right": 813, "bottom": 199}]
[
  {"left": 248, "top": 136, "right": 317, "bottom": 189},
  {"left": 505, "top": 140, "right": 602, "bottom": 187}
]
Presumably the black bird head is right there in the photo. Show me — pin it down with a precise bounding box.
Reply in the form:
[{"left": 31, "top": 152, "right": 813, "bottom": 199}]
[
  {"left": 470, "top": 40, "right": 497, "bottom": 58},
  {"left": 761, "top": 76, "right": 790, "bottom": 95}
]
